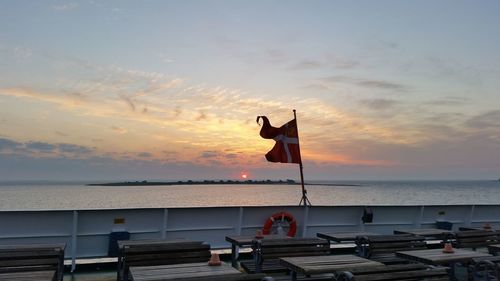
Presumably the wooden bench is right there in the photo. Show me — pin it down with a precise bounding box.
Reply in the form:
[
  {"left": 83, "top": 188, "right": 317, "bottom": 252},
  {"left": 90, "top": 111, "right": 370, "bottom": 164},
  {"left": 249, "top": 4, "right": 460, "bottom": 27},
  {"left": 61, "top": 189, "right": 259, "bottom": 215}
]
[
  {"left": 117, "top": 239, "right": 211, "bottom": 281},
  {"left": 335, "top": 263, "right": 450, "bottom": 281},
  {"left": 453, "top": 230, "right": 499, "bottom": 250},
  {"left": 0, "top": 243, "right": 65, "bottom": 281},
  {"left": 0, "top": 270, "right": 57, "bottom": 281},
  {"left": 240, "top": 238, "right": 330, "bottom": 274},
  {"left": 356, "top": 234, "right": 427, "bottom": 265},
  {"left": 470, "top": 256, "right": 500, "bottom": 280}
]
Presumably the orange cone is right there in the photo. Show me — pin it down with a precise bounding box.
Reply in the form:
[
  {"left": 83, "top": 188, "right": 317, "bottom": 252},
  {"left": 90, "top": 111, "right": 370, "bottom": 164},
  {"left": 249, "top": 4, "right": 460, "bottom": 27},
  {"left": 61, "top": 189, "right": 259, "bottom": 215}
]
[
  {"left": 208, "top": 253, "right": 221, "bottom": 266},
  {"left": 255, "top": 229, "right": 264, "bottom": 239},
  {"left": 443, "top": 242, "right": 454, "bottom": 253}
]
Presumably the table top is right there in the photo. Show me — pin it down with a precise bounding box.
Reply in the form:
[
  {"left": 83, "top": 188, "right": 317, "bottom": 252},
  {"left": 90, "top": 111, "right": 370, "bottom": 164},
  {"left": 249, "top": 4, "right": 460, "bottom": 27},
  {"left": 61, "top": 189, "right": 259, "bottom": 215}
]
[
  {"left": 393, "top": 228, "right": 452, "bottom": 237},
  {"left": 0, "top": 270, "right": 55, "bottom": 281},
  {"left": 396, "top": 248, "right": 492, "bottom": 265},
  {"left": 225, "top": 234, "right": 290, "bottom": 246},
  {"left": 279, "top": 254, "right": 383, "bottom": 275},
  {"left": 0, "top": 243, "right": 66, "bottom": 251},
  {"left": 316, "top": 231, "right": 380, "bottom": 242},
  {"left": 130, "top": 262, "right": 244, "bottom": 281},
  {"left": 488, "top": 244, "right": 500, "bottom": 251},
  {"left": 460, "top": 226, "right": 498, "bottom": 232},
  {"left": 118, "top": 238, "right": 190, "bottom": 247}
]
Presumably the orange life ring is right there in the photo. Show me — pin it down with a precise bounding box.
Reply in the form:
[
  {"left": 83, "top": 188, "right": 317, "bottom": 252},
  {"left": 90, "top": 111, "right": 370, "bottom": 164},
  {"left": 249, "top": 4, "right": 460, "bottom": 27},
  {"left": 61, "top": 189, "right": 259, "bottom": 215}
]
[{"left": 262, "top": 211, "right": 297, "bottom": 237}]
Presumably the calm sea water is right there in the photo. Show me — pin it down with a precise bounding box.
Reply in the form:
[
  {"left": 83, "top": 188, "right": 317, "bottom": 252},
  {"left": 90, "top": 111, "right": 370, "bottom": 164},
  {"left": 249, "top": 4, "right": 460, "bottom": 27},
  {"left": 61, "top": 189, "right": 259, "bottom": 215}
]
[{"left": 0, "top": 180, "right": 499, "bottom": 211}]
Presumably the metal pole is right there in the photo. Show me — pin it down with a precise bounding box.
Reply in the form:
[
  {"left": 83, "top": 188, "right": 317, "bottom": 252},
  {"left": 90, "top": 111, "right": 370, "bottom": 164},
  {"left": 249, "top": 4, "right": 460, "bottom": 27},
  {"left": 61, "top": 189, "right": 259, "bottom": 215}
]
[{"left": 294, "top": 110, "right": 311, "bottom": 206}]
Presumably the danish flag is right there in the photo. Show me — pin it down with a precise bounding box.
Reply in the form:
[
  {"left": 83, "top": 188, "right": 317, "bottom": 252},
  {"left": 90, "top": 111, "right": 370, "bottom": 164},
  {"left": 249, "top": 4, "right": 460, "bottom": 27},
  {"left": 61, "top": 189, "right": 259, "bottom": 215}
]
[{"left": 257, "top": 116, "right": 302, "bottom": 164}]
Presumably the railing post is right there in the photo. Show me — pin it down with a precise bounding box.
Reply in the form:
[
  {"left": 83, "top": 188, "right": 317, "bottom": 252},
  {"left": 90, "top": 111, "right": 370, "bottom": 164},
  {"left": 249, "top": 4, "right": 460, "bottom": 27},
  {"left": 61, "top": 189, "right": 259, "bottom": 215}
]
[
  {"left": 465, "top": 205, "right": 475, "bottom": 227},
  {"left": 71, "top": 210, "right": 78, "bottom": 272},
  {"left": 415, "top": 206, "right": 425, "bottom": 228},
  {"left": 236, "top": 207, "right": 243, "bottom": 235},
  {"left": 302, "top": 206, "right": 309, "bottom": 237},
  {"left": 161, "top": 208, "right": 168, "bottom": 239}
]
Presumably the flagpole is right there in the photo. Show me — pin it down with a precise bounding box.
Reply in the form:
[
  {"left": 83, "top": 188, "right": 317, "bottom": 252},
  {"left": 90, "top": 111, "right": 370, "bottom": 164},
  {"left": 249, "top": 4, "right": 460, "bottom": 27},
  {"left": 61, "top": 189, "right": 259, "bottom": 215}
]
[{"left": 294, "top": 109, "right": 311, "bottom": 206}]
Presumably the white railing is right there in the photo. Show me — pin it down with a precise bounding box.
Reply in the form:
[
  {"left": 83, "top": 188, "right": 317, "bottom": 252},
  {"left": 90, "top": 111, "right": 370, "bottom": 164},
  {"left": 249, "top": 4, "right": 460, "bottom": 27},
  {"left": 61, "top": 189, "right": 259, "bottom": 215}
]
[{"left": 1, "top": 204, "right": 499, "bottom": 271}]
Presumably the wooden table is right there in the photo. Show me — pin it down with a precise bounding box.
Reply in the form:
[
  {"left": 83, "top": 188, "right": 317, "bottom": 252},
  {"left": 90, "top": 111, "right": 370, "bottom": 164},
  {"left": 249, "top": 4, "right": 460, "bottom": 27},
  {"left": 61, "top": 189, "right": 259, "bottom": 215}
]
[
  {"left": 225, "top": 234, "right": 289, "bottom": 267},
  {"left": 130, "top": 262, "right": 245, "bottom": 281},
  {"left": 396, "top": 248, "right": 492, "bottom": 280},
  {"left": 393, "top": 228, "right": 452, "bottom": 239},
  {"left": 0, "top": 270, "right": 55, "bottom": 281},
  {"left": 488, "top": 244, "right": 500, "bottom": 255},
  {"left": 316, "top": 231, "right": 380, "bottom": 243},
  {"left": 460, "top": 226, "right": 498, "bottom": 232},
  {"left": 279, "top": 254, "right": 384, "bottom": 281}
]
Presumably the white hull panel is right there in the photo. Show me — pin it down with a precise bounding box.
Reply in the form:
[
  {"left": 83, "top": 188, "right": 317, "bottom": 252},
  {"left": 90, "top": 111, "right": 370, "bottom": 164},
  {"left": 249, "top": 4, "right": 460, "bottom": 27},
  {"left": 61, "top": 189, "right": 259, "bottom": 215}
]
[{"left": 1, "top": 204, "right": 499, "bottom": 268}]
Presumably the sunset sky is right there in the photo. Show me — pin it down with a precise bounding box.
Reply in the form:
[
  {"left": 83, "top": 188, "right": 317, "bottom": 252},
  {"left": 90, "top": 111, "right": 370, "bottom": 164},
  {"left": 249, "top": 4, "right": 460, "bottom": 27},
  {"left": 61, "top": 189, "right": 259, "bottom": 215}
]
[{"left": 1, "top": 1, "right": 499, "bottom": 181}]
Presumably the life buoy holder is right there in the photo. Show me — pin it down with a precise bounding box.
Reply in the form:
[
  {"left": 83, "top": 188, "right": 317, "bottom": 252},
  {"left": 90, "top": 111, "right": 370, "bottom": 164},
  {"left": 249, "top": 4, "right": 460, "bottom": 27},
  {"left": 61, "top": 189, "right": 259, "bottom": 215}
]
[{"left": 262, "top": 211, "right": 297, "bottom": 237}]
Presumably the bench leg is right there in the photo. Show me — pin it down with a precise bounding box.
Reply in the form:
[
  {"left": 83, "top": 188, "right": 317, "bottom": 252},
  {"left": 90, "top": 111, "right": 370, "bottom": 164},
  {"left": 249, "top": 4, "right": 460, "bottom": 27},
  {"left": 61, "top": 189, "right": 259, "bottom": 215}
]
[{"left": 231, "top": 244, "right": 238, "bottom": 268}]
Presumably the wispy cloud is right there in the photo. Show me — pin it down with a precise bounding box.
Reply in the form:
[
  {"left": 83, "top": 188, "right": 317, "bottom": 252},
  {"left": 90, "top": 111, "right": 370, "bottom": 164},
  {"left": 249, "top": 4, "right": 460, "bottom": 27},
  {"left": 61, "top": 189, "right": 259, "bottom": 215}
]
[
  {"left": 323, "top": 76, "right": 408, "bottom": 91},
  {"left": 465, "top": 110, "right": 500, "bottom": 129},
  {"left": 290, "top": 55, "right": 359, "bottom": 71},
  {"left": 111, "top": 126, "right": 127, "bottom": 134},
  {"left": 52, "top": 2, "right": 78, "bottom": 11},
  {"left": 0, "top": 138, "right": 22, "bottom": 151},
  {"left": 0, "top": 138, "right": 95, "bottom": 158},
  {"left": 359, "top": 98, "right": 399, "bottom": 110}
]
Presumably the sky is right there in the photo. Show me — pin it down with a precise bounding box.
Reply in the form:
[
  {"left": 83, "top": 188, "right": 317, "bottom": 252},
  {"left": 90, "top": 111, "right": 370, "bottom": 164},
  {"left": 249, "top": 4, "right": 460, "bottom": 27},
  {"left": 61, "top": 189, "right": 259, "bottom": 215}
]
[{"left": 0, "top": 0, "right": 499, "bottom": 181}]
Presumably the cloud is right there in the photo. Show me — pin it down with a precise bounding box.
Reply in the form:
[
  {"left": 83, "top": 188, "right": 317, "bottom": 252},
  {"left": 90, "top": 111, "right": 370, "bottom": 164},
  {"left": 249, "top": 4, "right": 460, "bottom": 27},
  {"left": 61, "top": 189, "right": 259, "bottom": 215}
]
[
  {"left": 0, "top": 138, "right": 22, "bottom": 151},
  {"left": 111, "top": 126, "right": 127, "bottom": 134},
  {"left": 196, "top": 111, "right": 208, "bottom": 121},
  {"left": 357, "top": 80, "right": 406, "bottom": 91},
  {"left": 201, "top": 151, "right": 218, "bottom": 158},
  {"left": 465, "top": 110, "right": 500, "bottom": 129},
  {"left": 53, "top": 2, "right": 78, "bottom": 11},
  {"left": 359, "top": 98, "right": 399, "bottom": 110},
  {"left": 424, "top": 96, "right": 468, "bottom": 106},
  {"left": 58, "top": 143, "right": 93, "bottom": 154},
  {"left": 321, "top": 76, "right": 408, "bottom": 92},
  {"left": 13, "top": 47, "right": 33, "bottom": 60},
  {"left": 291, "top": 60, "right": 324, "bottom": 70},
  {"left": 26, "top": 141, "right": 57, "bottom": 152},
  {"left": 138, "top": 152, "right": 152, "bottom": 158},
  {"left": 265, "top": 49, "right": 289, "bottom": 63},
  {"left": 290, "top": 56, "right": 359, "bottom": 71},
  {"left": 0, "top": 138, "right": 96, "bottom": 158}
]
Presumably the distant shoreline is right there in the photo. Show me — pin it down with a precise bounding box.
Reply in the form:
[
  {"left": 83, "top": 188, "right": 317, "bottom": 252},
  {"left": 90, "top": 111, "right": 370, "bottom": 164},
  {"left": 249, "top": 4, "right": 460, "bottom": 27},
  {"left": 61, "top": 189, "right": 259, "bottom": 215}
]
[{"left": 86, "top": 179, "right": 360, "bottom": 187}]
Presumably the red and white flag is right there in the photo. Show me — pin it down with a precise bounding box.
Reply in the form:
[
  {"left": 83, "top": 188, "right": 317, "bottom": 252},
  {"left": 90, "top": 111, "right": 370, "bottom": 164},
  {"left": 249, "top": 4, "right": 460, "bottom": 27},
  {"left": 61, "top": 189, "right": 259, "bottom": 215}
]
[{"left": 257, "top": 116, "right": 301, "bottom": 164}]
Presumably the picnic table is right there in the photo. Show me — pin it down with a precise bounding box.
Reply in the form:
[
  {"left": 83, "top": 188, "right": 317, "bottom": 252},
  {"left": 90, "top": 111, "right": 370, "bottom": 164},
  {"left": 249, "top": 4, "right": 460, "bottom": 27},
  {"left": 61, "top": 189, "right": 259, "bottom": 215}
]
[
  {"left": 396, "top": 248, "right": 492, "bottom": 280},
  {"left": 393, "top": 228, "right": 452, "bottom": 239},
  {"left": 129, "top": 262, "right": 260, "bottom": 281},
  {"left": 459, "top": 226, "right": 498, "bottom": 232},
  {"left": 488, "top": 244, "right": 500, "bottom": 255},
  {"left": 225, "top": 234, "right": 289, "bottom": 268},
  {"left": 117, "top": 239, "right": 211, "bottom": 281},
  {"left": 279, "top": 254, "right": 384, "bottom": 281},
  {"left": 0, "top": 270, "right": 55, "bottom": 281},
  {"left": 316, "top": 232, "right": 380, "bottom": 243},
  {"left": 0, "top": 243, "right": 66, "bottom": 281}
]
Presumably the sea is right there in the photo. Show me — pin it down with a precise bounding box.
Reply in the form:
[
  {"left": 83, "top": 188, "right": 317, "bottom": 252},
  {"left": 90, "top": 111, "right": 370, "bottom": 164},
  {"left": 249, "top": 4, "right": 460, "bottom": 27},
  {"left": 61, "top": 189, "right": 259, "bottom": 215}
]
[{"left": 0, "top": 180, "right": 499, "bottom": 211}]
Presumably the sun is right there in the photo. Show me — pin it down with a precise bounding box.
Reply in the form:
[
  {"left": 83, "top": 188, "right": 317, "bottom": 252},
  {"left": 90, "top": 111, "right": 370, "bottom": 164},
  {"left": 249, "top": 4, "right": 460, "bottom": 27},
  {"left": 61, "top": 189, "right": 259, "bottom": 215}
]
[{"left": 240, "top": 173, "right": 248, "bottom": 179}]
